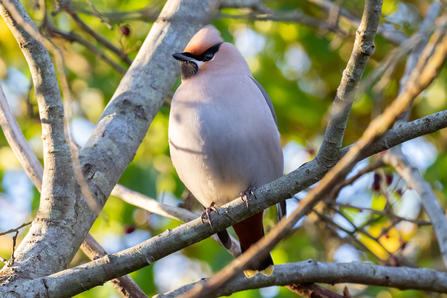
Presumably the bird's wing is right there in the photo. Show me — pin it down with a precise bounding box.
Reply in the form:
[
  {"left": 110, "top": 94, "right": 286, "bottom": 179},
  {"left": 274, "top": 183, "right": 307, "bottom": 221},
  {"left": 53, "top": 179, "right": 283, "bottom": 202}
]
[
  {"left": 249, "top": 76, "right": 278, "bottom": 127},
  {"left": 249, "top": 76, "right": 286, "bottom": 220}
]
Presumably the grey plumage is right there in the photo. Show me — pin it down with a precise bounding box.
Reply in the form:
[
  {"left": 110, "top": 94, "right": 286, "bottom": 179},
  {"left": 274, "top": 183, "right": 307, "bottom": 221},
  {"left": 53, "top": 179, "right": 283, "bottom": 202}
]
[{"left": 169, "top": 25, "right": 284, "bottom": 276}]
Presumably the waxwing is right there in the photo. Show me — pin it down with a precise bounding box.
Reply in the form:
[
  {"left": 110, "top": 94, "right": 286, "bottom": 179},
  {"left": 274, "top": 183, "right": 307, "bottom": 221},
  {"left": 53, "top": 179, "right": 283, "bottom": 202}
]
[{"left": 169, "top": 25, "right": 285, "bottom": 278}]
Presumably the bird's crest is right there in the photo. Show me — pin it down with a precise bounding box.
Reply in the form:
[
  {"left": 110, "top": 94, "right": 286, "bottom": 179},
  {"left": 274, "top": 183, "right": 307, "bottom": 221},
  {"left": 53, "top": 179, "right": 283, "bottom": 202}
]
[{"left": 184, "top": 25, "right": 224, "bottom": 56}]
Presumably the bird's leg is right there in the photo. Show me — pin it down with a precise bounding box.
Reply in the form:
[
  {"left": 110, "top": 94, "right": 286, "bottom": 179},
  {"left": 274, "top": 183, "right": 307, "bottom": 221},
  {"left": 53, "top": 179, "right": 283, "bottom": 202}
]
[
  {"left": 201, "top": 202, "right": 218, "bottom": 231},
  {"left": 240, "top": 186, "right": 257, "bottom": 210}
]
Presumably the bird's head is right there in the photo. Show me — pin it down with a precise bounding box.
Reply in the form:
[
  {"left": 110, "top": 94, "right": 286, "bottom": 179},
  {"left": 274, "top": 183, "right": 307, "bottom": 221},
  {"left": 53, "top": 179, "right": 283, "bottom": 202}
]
[{"left": 172, "top": 25, "right": 249, "bottom": 80}]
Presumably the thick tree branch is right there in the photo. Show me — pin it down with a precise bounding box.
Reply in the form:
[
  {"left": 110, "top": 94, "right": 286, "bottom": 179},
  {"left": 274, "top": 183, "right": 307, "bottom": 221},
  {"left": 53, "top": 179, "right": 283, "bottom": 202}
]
[
  {"left": 153, "top": 261, "right": 447, "bottom": 298},
  {"left": 80, "top": 234, "right": 148, "bottom": 298},
  {"left": 0, "top": 0, "right": 78, "bottom": 277},
  {"left": 0, "top": 77, "right": 147, "bottom": 297}
]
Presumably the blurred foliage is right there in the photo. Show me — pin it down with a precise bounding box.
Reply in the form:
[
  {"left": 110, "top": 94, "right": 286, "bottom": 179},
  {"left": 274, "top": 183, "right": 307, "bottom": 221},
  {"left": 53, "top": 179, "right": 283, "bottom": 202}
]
[{"left": 0, "top": 0, "right": 447, "bottom": 297}]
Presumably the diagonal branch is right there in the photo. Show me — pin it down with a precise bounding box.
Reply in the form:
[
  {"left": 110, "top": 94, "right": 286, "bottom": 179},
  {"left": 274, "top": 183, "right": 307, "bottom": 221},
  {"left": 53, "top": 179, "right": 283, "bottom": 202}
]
[
  {"left": 315, "top": 0, "right": 381, "bottom": 169},
  {"left": 80, "top": 234, "right": 148, "bottom": 298},
  {"left": 112, "top": 185, "right": 242, "bottom": 257},
  {"left": 384, "top": 148, "right": 447, "bottom": 268},
  {"left": 45, "top": 26, "right": 127, "bottom": 75},
  {"left": 153, "top": 261, "right": 447, "bottom": 298},
  {"left": 60, "top": 6, "right": 133, "bottom": 65},
  {"left": 382, "top": 3, "right": 447, "bottom": 268},
  {"left": 0, "top": 82, "right": 43, "bottom": 190}
]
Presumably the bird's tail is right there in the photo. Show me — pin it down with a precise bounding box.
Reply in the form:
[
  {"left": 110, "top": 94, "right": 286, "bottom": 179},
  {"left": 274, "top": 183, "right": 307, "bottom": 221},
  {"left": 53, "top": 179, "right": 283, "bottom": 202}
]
[{"left": 232, "top": 212, "right": 274, "bottom": 278}]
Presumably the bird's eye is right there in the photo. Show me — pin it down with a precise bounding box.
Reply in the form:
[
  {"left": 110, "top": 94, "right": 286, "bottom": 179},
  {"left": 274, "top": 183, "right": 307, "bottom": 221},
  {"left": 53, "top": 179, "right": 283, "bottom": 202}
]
[{"left": 204, "top": 52, "right": 214, "bottom": 61}]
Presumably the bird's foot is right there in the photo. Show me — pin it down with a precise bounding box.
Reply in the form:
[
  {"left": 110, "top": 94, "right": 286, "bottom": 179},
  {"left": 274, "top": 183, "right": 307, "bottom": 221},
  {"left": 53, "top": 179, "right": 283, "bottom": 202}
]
[
  {"left": 240, "top": 186, "right": 256, "bottom": 210},
  {"left": 201, "top": 202, "right": 218, "bottom": 231}
]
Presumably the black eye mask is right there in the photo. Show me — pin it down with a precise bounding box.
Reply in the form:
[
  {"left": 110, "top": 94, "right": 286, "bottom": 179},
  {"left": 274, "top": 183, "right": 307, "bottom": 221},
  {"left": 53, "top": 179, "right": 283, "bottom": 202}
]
[{"left": 182, "top": 43, "right": 223, "bottom": 62}]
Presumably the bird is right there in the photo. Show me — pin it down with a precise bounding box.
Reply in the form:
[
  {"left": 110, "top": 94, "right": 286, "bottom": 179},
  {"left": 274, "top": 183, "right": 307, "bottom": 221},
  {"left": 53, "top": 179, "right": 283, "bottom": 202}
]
[{"left": 168, "top": 25, "right": 284, "bottom": 278}]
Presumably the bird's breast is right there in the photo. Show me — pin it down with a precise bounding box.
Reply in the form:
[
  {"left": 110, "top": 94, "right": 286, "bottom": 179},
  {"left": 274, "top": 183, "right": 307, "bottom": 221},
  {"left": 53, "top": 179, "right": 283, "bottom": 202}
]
[{"left": 169, "top": 76, "right": 283, "bottom": 206}]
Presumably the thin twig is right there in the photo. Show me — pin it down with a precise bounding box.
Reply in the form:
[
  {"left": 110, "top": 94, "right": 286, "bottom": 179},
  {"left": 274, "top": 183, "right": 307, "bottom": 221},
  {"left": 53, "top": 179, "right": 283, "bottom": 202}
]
[
  {"left": 331, "top": 202, "right": 431, "bottom": 226},
  {"left": 46, "top": 27, "right": 127, "bottom": 74},
  {"left": 62, "top": 7, "right": 132, "bottom": 65},
  {"left": 330, "top": 159, "right": 385, "bottom": 199},
  {"left": 85, "top": 0, "right": 112, "bottom": 29},
  {"left": 0, "top": 222, "right": 26, "bottom": 267},
  {"left": 0, "top": 221, "right": 32, "bottom": 237},
  {"left": 307, "top": 0, "right": 407, "bottom": 44},
  {"left": 218, "top": 10, "right": 347, "bottom": 36},
  {"left": 7, "top": 231, "right": 19, "bottom": 266}
]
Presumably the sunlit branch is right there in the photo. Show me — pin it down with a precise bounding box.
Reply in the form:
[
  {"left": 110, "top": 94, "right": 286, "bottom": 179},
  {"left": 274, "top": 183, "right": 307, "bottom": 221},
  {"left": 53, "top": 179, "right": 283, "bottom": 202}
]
[
  {"left": 0, "top": 0, "right": 79, "bottom": 277},
  {"left": 315, "top": 0, "right": 381, "bottom": 170},
  {"left": 111, "top": 184, "right": 242, "bottom": 257},
  {"left": 384, "top": 147, "right": 447, "bottom": 268},
  {"left": 154, "top": 261, "right": 447, "bottom": 298},
  {"left": 80, "top": 234, "right": 148, "bottom": 298}
]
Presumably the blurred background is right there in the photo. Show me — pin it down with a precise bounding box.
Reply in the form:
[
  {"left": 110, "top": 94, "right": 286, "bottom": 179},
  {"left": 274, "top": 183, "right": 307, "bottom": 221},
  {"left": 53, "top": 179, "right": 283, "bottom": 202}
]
[{"left": 0, "top": 0, "right": 446, "bottom": 297}]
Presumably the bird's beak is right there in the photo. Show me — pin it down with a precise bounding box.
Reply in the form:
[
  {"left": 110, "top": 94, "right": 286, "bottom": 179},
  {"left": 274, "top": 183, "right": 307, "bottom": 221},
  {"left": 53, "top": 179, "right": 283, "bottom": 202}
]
[{"left": 172, "top": 53, "right": 192, "bottom": 62}]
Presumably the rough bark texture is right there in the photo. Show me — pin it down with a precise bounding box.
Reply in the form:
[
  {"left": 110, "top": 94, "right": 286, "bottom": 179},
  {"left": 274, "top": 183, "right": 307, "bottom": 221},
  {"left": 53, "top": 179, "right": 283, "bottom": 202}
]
[
  {"left": 81, "top": 234, "right": 148, "bottom": 298},
  {"left": 0, "top": 74, "right": 148, "bottom": 297},
  {"left": 153, "top": 261, "right": 447, "bottom": 298},
  {"left": 0, "top": 0, "right": 78, "bottom": 279}
]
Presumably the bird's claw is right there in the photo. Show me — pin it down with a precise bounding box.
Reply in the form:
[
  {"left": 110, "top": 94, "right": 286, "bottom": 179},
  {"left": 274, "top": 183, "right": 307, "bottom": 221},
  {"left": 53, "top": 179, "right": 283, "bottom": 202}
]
[
  {"left": 240, "top": 186, "right": 256, "bottom": 210},
  {"left": 201, "top": 202, "right": 218, "bottom": 231}
]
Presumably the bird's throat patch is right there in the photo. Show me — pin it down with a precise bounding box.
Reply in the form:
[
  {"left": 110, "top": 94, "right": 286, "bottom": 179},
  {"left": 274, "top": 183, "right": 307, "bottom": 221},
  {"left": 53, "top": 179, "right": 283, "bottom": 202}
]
[{"left": 180, "top": 61, "right": 199, "bottom": 80}]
